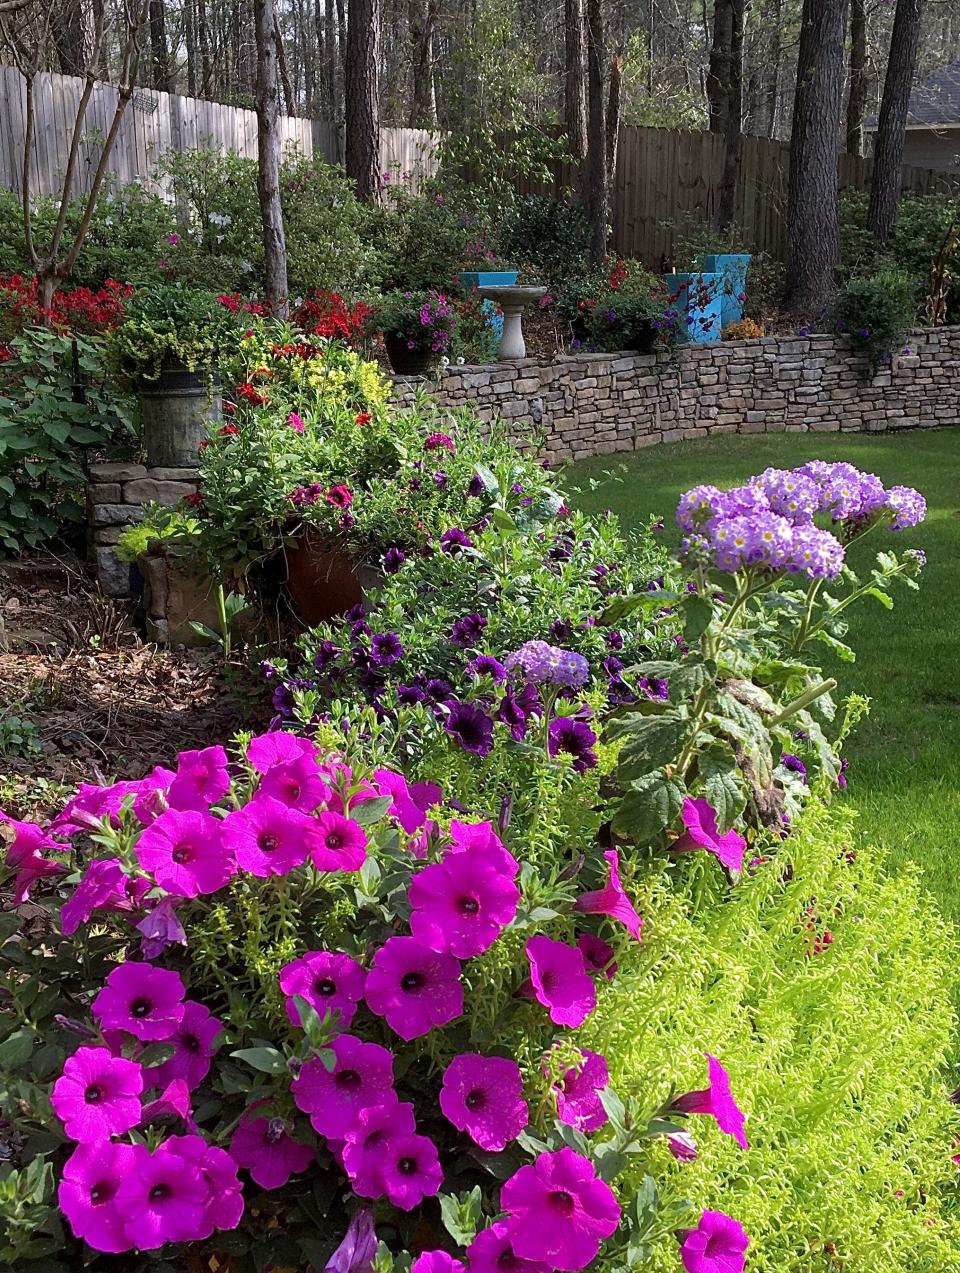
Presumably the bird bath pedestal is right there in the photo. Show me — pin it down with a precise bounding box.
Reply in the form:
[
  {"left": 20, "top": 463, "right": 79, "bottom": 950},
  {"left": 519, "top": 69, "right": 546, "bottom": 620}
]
[{"left": 477, "top": 285, "right": 547, "bottom": 360}]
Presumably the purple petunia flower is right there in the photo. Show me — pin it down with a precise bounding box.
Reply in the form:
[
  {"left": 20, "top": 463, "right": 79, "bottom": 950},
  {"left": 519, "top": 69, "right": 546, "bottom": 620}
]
[
  {"left": 408, "top": 844, "right": 520, "bottom": 958},
  {"left": 397, "top": 683, "right": 428, "bottom": 706},
  {"left": 223, "top": 796, "right": 316, "bottom": 877},
  {"left": 164, "top": 1134, "right": 244, "bottom": 1238},
  {"left": 781, "top": 752, "right": 808, "bottom": 781},
  {"left": 501, "top": 1148, "right": 621, "bottom": 1271},
  {"left": 136, "top": 897, "right": 188, "bottom": 958},
  {"left": 279, "top": 950, "right": 367, "bottom": 1030},
  {"left": 468, "top": 654, "right": 508, "bottom": 683},
  {"left": 1, "top": 812, "right": 67, "bottom": 902},
  {"left": 91, "top": 962, "right": 185, "bottom": 1041},
  {"left": 680, "top": 1210, "right": 750, "bottom": 1273},
  {"left": 440, "top": 1053, "right": 528, "bottom": 1151},
  {"left": 58, "top": 1141, "right": 137, "bottom": 1252},
  {"left": 668, "top": 1130, "right": 699, "bottom": 1163},
  {"left": 383, "top": 546, "right": 407, "bottom": 573},
  {"left": 229, "top": 1115, "right": 314, "bottom": 1189},
  {"left": 443, "top": 699, "right": 495, "bottom": 757},
  {"left": 153, "top": 1000, "right": 223, "bottom": 1090},
  {"left": 365, "top": 936, "right": 463, "bottom": 1040},
  {"left": 342, "top": 1094, "right": 417, "bottom": 1196},
  {"left": 325, "top": 1205, "right": 379, "bottom": 1273},
  {"left": 671, "top": 798, "right": 746, "bottom": 873},
  {"left": 450, "top": 613, "right": 488, "bottom": 648},
  {"left": 521, "top": 936, "right": 596, "bottom": 1028},
  {"left": 371, "top": 632, "right": 405, "bottom": 665},
  {"left": 114, "top": 1141, "right": 208, "bottom": 1248},
  {"left": 292, "top": 1033, "right": 395, "bottom": 1137},
  {"left": 51, "top": 1047, "right": 143, "bottom": 1142},
  {"left": 135, "top": 808, "right": 235, "bottom": 898},
  {"left": 380, "top": 1132, "right": 443, "bottom": 1210},
  {"left": 573, "top": 850, "right": 643, "bottom": 940},
  {"left": 424, "top": 676, "right": 454, "bottom": 701},
  {"left": 467, "top": 473, "right": 486, "bottom": 498},
  {"left": 448, "top": 818, "right": 520, "bottom": 877},
  {"left": 548, "top": 717, "right": 598, "bottom": 773},
  {"left": 60, "top": 858, "right": 144, "bottom": 936},
  {"left": 311, "top": 810, "right": 368, "bottom": 871},
  {"left": 166, "top": 745, "right": 230, "bottom": 812},
  {"left": 552, "top": 1049, "right": 610, "bottom": 1133},
  {"left": 672, "top": 1053, "right": 749, "bottom": 1150},
  {"left": 577, "top": 932, "right": 617, "bottom": 980},
  {"left": 468, "top": 1221, "right": 551, "bottom": 1273},
  {"left": 412, "top": 1253, "right": 466, "bottom": 1273}
]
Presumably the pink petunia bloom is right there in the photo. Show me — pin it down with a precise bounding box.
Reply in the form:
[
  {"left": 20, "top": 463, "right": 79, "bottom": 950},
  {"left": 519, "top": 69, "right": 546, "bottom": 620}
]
[
  {"left": 91, "top": 962, "right": 185, "bottom": 1041},
  {"left": 440, "top": 1053, "right": 528, "bottom": 1151},
  {"left": 140, "top": 1078, "right": 194, "bottom": 1127},
  {"left": 50, "top": 1046, "right": 143, "bottom": 1142},
  {"left": 672, "top": 798, "right": 746, "bottom": 873},
  {"left": 522, "top": 936, "right": 596, "bottom": 1029},
  {"left": 412, "top": 1253, "right": 465, "bottom": 1273},
  {"left": 1, "top": 811, "right": 67, "bottom": 903},
  {"left": 136, "top": 897, "right": 187, "bottom": 957},
  {"left": 408, "top": 845, "right": 520, "bottom": 958},
  {"left": 468, "top": 1221, "right": 552, "bottom": 1273},
  {"left": 287, "top": 410, "right": 305, "bottom": 432},
  {"left": 223, "top": 795, "right": 316, "bottom": 876},
  {"left": 552, "top": 1049, "right": 610, "bottom": 1133},
  {"left": 326, "top": 1204, "right": 378, "bottom": 1273},
  {"left": 291, "top": 1033, "right": 395, "bottom": 1137},
  {"left": 380, "top": 1132, "right": 443, "bottom": 1210},
  {"left": 573, "top": 851, "right": 643, "bottom": 941},
  {"left": 311, "top": 810, "right": 368, "bottom": 871},
  {"left": 259, "top": 754, "right": 331, "bottom": 812},
  {"left": 501, "top": 1147, "right": 621, "bottom": 1271},
  {"left": 668, "top": 1131, "right": 699, "bottom": 1163},
  {"left": 115, "top": 1142, "right": 208, "bottom": 1248},
  {"left": 52, "top": 780, "right": 142, "bottom": 835},
  {"left": 60, "top": 858, "right": 145, "bottom": 936},
  {"left": 59, "top": 1141, "right": 137, "bottom": 1253},
  {"left": 247, "top": 730, "right": 317, "bottom": 773},
  {"left": 135, "top": 808, "right": 235, "bottom": 897},
  {"left": 679, "top": 1210, "right": 749, "bottom": 1273},
  {"left": 365, "top": 936, "right": 464, "bottom": 1040},
  {"left": 576, "top": 932, "right": 618, "bottom": 980},
  {"left": 229, "top": 1115, "right": 315, "bottom": 1189},
  {"left": 672, "top": 1053, "right": 748, "bottom": 1150},
  {"left": 165, "top": 1133, "right": 244, "bottom": 1237},
  {"left": 152, "top": 1000, "right": 222, "bottom": 1090},
  {"left": 448, "top": 819, "right": 519, "bottom": 878},
  {"left": 279, "top": 950, "right": 366, "bottom": 1030},
  {"left": 132, "top": 766, "right": 175, "bottom": 825},
  {"left": 342, "top": 1095, "right": 417, "bottom": 1196},
  {"left": 166, "top": 745, "right": 231, "bottom": 812},
  {"left": 373, "top": 768, "right": 442, "bottom": 834}
]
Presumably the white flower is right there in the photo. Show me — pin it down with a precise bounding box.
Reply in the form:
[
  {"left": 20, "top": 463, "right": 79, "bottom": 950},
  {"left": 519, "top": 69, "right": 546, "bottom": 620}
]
[{"left": 241, "top": 261, "right": 253, "bottom": 273}]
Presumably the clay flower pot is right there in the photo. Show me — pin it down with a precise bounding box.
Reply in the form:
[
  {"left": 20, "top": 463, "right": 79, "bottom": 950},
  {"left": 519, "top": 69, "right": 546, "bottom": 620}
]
[{"left": 283, "top": 529, "right": 365, "bottom": 625}]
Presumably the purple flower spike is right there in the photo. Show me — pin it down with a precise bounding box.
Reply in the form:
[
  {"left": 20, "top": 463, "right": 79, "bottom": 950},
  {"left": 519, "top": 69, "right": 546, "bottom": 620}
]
[
  {"left": 672, "top": 1053, "right": 749, "bottom": 1149},
  {"left": 672, "top": 798, "right": 746, "bottom": 873}
]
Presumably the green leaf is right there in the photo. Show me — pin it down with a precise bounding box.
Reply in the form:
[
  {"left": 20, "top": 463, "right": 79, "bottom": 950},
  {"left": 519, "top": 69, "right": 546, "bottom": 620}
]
[
  {"left": 136, "top": 1042, "right": 176, "bottom": 1067},
  {"left": 230, "top": 1046, "right": 287, "bottom": 1075},
  {"left": 491, "top": 507, "right": 517, "bottom": 534},
  {"left": 598, "top": 1085, "right": 628, "bottom": 1131},
  {"left": 593, "top": 1143, "right": 629, "bottom": 1182},
  {"left": 615, "top": 712, "right": 689, "bottom": 781},
  {"left": 696, "top": 743, "right": 747, "bottom": 831},
  {"left": 350, "top": 795, "right": 392, "bottom": 827},
  {"left": 612, "top": 772, "right": 685, "bottom": 842},
  {"left": 682, "top": 594, "right": 713, "bottom": 643},
  {"left": 0, "top": 1028, "right": 35, "bottom": 1071}
]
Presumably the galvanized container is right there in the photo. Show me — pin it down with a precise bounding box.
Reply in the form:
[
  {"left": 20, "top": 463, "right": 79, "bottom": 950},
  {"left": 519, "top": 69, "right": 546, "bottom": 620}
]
[{"left": 139, "top": 364, "right": 222, "bottom": 468}]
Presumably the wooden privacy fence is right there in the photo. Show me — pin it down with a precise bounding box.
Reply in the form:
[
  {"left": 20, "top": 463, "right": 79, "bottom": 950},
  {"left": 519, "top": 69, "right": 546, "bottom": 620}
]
[{"left": 0, "top": 65, "right": 957, "bottom": 266}]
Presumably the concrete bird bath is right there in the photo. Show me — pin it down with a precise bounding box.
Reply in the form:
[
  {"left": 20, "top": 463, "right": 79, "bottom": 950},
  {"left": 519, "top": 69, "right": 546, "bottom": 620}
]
[{"left": 477, "top": 284, "right": 548, "bottom": 360}]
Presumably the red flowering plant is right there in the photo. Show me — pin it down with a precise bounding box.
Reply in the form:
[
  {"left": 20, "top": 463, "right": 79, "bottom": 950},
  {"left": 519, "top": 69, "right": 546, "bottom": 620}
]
[
  {"left": 0, "top": 274, "right": 132, "bottom": 343},
  {"left": 292, "top": 290, "right": 374, "bottom": 347}
]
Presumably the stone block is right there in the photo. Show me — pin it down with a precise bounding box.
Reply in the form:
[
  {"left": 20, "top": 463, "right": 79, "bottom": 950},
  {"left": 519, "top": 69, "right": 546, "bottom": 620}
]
[
  {"left": 93, "top": 526, "right": 125, "bottom": 546},
  {"left": 88, "top": 461, "right": 147, "bottom": 482},
  {"left": 90, "top": 483, "right": 122, "bottom": 503},
  {"left": 93, "top": 503, "right": 143, "bottom": 527},
  {"left": 148, "top": 466, "right": 201, "bottom": 481},
  {"left": 95, "top": 546, "right": 132, "bottom": 598},
  {"left": 123, "top": 479, "right": 197, "bottom": 506}
]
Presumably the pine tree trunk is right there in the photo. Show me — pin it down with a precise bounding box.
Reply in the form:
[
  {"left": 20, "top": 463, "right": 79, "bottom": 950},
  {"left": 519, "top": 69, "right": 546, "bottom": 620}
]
[
  {"left": 254, "top": 0, "right": 290, "bottom": 314},
  {"left": 564, "top": 0, "right": 587, "bottom": 162},
  {"left": 845, "top": 0, "right": 867, "bottom": 156},
  {"left": 867, "top": 0, "right": 923, "bottom": 241},
  {"left": 784, "top": 0, "right": 849, "bottom": 312},
  {"left": 716, "top": 0, "right": 746, "bottom": 230},
  {"left": 149, "top": 0, "right": 172, "bottom": 92},
  {"left": 706, "top": 0, "right": 734, "bottom": 134},
  {"left": 335, "top": 0, "right": 347, "bottom": 122},
  {"left": 345, "top": 0, "right": 381, "bottom": 202},
  {"left": 585, "top": 0, "right": 607, "bottom": 266},
  {"left": 408, "top": 0, "right": 437, "bottom": 126},
  {"left": 197, "top": 0, "right": 213, "bottom": 96},
  {"left": 54, "top": 4, "right": 86, "bottom": 75}
]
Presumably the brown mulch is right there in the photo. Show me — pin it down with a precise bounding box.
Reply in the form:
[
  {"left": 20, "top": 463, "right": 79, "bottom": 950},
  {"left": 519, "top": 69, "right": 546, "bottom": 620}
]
[{"left": 0, "top": 552, "right": 260, "bottom": 820}]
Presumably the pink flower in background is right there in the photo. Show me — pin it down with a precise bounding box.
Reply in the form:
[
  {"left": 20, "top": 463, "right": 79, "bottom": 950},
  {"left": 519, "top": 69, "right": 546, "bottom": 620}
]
[
  {"left": 679, "top": 1210, "right": 749, "bottom": 1273},
  {"left": 440, "top": 1053, "right": 528, "bottom": 1151},
  {"left": 552, "top": 1049, "right": 610, "bottom": 1133},
  {"left": 373, "top": 768, "right": 441, "bottom": 834},
  {"left": 380, "top": 1132, "right": 443, "bottom": 1210},
  {"left": 50, "top": 1047, "right": 143, "bottom": 1142},
  {"left": 91, "top": 962, "right": 185, "bottom": 1041},
  {"left": 167, "top": 745, "right": 230, "bottom": 811},
  {"left": 166, "top": 232, "right": 180, "bottom": 245},
  {"left": 343, "top": 1095, "right": 417, "bottom": 1196},
  {"left": 522, "top": 936, "right": 596, "bottom": 1028},
  {"left": 672, "top": 1053, "right": 748, "bottom": 1150},
  {"left": 573, "top": 851, "right": 643, "bottom": 941},
  {"left": 229, "top": 1115, "right": 315, "bottom": 1189},
  {"left": 412, "top": 1253, "right": 466, "bottom": 1273},
  {"left": 132, "top": 766, "right": 175, "bottom": 824},
  {"left": 408, "top": 845, "right": 520, "bottom": 958},
  {"left": 672, "top": 798, "right": 746, "bottom": 873},
  {"left": 59, "top": 1141, "right": 137, "bottom": 1252},
  {"left": 1, "top": 811, "right": 67, "bottom": 902},
  {"left": 501, "top": 1148, "right": 621, "bottom": 1271},
  {"left": 60, "top": 858, "right": 141, "bottom": 935},
  {"left": 279, "top": 950, "right": 366, "bottom": 1030},
  {"left": 668, "top": 1131, "right": 699, "bottom": 1163},
  {"left": 136, "top": 897, "right": 187, "bottom": 957},
  {"left": 135, "top": 808, "right": 235, "bottom": 897},
  {"left": 292, "top": 1033, "right": 395, "bottom": 1136},
  {"left": 52, "top": 780, "right": 141, "bottom": 835},
  {"left": 287, "top": 410, "right": 305, "bottom": 432},
  {"left": 311, "top": 810, "right": 368, "bottom": 871},
  {"left": 448, "top": 818, "right": 519, "bottom": 878},
  {"left": 153, "top": 1000, "right": 222, "bottom": 1090},
  {"left": 468, "top": 1222, "right": 552, "bottom": 1273},
  {"left": 365, "top": 936, "right": 463, "bottom": 1040}
]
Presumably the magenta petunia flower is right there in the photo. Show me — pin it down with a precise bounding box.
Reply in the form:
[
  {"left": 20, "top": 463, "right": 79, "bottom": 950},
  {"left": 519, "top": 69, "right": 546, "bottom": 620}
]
[
  {"left": 1, "top": 811, "right": 67, "bottom": 903},
  {"left": 165, "top": 1133, "right": 244, "bottom": 1237},
  {"left": 380, "top": 1132, "right": 442, "bottom": 1210},
  {"left": 468, "top": 1221, "right": 552, "bottom": 1273},
  {"left": 60, "top": 858, "right": 141, "bottom": 936},
  {"left": 326, "top": 1204, "right": 378, "bottom": 1273},
  {"left": 411, "top": 1253, "right": 466, "bottom": 1273},
  {"left": 136, "top": 897, "right": 187, "bottom": 957},
  {"left": 259, "top": 754, "right": 331, "bottom": 812},
  {"left": 373, "top": 768, "right": 442, "bottom": 834},
  {"left": 223, "top": 795, "right": 316, "bottom": 876},
  {"left": 52, "top": 780, "right": 142, "bottom": 835},
  {"left": 50, "top": 1046, "right": 143, "bottom": 1142},
  {"left": 577, "top": 932, "right": 617, "bottom": 980},
  {"left": 668, "top": 1130, "right": 699, "bottom": 1163},
  {"left": 166, "top": 745, "right": 231, "bottom": 811},
  {"left": 501, "top": 1147, "right": 621, "bottom": 1271},
  {"left": 523, "top": 936, "right": 596, "bottom": 1028},
  {"left": 408, "top": 846, "right": 520, "bottom": 958},
  {"left": 311, "top": 810, "right": 368, "bottom": 871},
  {"left": 279, "top": 950, "right": 366, "bottom": 1030},
  {"left": 342, "top": 1095, "right": 417, "bottom": 1196},
  {"left": 247, "top": 730, "right": 317, "bottom": 773},
  {"left": 672, "top": 798, "right": 746, "bottom": 873},
  {"left": 553, "top": 1049, "right": 610, "bottom": 1133},
  {"left": 291, "top": 1032, "right": 395, "bottom": 1137},
  {"left": 229, "top": 1115, "right": 315, "bottom": 1189},
  {"left": 115, "top": 1141, "right": 209, "bottom": 1248},
  {"left": 680, "top": 1210, "right": 750, "bottom": 1273},
  {"left": 132, "top": 765, "right": 175, "bottom": 825},
  {"left": 672, "top": 1053, "right": 748, "bottom": 1150},
  {"left": 59, "top": 1141, "right": 137, "bottom": 1253},
  {"left": 152, "top": 1000, "right": 222, "bottom": 1090},
  {"left": 91, "top": 962, "right": 185, "bottom": 1041},
  {"left": 440, "top": 1053, "right": 528, "bottom": 1151},
  {"left": 573, "top": 850, "right": 642, "bottom": 941},
  {"left": 448, "top": 818, "right": 520, "bottom": 878},
  {"left": 365, "top": 936, "right": 464, "bottom": 1040},
  {"left": 135, "top": 808, "right": 235, "bottom": 897}
]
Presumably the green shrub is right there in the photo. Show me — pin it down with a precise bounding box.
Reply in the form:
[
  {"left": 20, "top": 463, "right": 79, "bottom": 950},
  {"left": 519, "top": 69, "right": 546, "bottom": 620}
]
[
  {"left": 828, "top": 271, "right": 918, "bottom": 372},
  {"left": 106, "top": 283, "right": 248, "bottom": 381},
  {"left": 496, "top": 194, "right": 591, "bottom": 286},
  {"left": 377, "top": 184, "right": 478, "bottom": 291}
]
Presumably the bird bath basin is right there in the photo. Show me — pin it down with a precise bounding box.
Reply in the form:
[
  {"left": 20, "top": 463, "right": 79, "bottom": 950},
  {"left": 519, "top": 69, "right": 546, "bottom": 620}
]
[{"left": 477, "top": 285, "right": 548, "bottom": 360}]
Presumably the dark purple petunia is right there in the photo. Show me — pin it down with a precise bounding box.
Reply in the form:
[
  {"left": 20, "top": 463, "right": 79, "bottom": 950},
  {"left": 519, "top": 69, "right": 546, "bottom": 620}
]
[
  {"left": 398, "top": 683, "right": 428, "bottom": 706},
  {"left": 467, "top": 655, "right": 507, "bottom": 683},
  {"left": 549, "top": 618, "right": 573, "bottom": 642},
  {"left": 433, "top": 471, "right": 449, "bottom": 490},
  {"left": 605, "top": 630, "right": 624, "bottom": 650},
  {"left": 424, "top": 677, "right": 454, "bottom": 703},
  {"left": 383, "top": 547, "right": 406, "bottom": 574},
  {"left": 314, "top": 640, "right": 342, "bottom": 671},
  {"left": 370, "top": 633, "right": 405, "bottom": 666},
  {"left": 440, "top": 529, "right": 474, "bottom": 554},
  {"left": 548, "top": 717, "right": 598, "bottom": 773},
  {"left": 444, "top": 700, "right": 494, "bottom": 757},
  {"left": 450, "top": 613, "right": 488, "bottom": 649},
  {"left": 467, "top": 474, "right": 485, "bottom": 498},
  {"left": 781, "top": 753, "right": 808, "bottom": 782}
]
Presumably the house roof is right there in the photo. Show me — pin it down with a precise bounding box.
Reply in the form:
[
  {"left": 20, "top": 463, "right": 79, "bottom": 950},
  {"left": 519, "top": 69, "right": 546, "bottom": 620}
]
[{"left": 866, "top": 61, "right": 960, "bottom": 130}]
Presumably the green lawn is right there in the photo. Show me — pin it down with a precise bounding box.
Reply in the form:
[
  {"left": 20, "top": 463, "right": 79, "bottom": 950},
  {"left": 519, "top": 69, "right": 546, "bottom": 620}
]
[{"left": 570, "top": 430, "right": 960, "bottom": 926}]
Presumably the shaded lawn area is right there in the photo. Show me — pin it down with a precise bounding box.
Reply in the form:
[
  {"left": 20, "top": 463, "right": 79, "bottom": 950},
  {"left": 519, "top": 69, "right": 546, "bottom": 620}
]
[{"left": 570, "top": 430, "right": 960, "bottom": 926}]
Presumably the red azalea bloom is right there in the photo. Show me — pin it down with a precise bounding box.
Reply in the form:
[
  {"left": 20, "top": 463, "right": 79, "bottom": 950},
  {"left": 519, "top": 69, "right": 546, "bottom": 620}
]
[{"left": 218, "top": 423, "right": 240, "bottom": 437}]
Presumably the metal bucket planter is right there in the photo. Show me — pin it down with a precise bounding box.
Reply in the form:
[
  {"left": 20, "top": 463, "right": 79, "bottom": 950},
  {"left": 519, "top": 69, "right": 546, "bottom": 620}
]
[{"left": 139, "top": 363, "right": 222, "bottom": 468}]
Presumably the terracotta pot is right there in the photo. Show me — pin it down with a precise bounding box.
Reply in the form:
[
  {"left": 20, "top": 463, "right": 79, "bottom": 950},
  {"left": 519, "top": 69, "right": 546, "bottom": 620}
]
[
  {"left": 284, "top": 530, "right": 365, "bottom": 625},
  {"left": 384, "top": 332, "right": 435, "bottom": 376}
]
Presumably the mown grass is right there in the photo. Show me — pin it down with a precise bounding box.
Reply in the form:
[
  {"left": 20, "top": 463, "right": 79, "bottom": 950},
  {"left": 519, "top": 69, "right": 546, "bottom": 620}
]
[{"left": 570, "top": 430, "right": 960, "bottom": 927}]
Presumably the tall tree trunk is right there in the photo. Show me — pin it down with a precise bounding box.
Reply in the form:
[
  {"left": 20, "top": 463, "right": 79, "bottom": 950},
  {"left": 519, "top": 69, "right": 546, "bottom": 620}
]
[
  {"left": 300, "top": 0, "right": 316, "bottom": 113},
  {"left": 785, "top": 0, "right": 849, "bottom": 311},
  {"left": 706, "top": 0, "right": 734, "bottom": 133},
  {"left": 335, "top": 0, "right": 347, "bottom": 122},
  {"left": 564, "top": 0, "right": 587, "bottom": 161},
  {"left": 585, "top": 0, "right": 607, "bottom": 266},
  {"left": 275, "top": 13, "right": 296, "bottom": 113},
  {"left": 845, "top": 0, "right": 867, "bottom": 155},
  {"left": 867, "top": 0, "right": 923, "bottom": 241},
  {"left": 254, "top": 0, "right": 290, "bottom": 313},
  {"left": 322, "top": 0, "right": 337, "bottom": 118},
  {"left": 185, "top": 0, "right": 198, "bottom": 97},
  {"left": 765, "top": 2, "right": 783, "bottom": 139},
  {"left": 197, "top": 0, "right": 213, "bottom": 96},
  {"left": 717, "top": 0, "right": 746, "bottom": 229},
  {"left": 149, "top": 0, "right": 171, "bottom": 92},
  {"left": 408, "top": 0, "right": 437, "bottom": 126},
  {"left": 345, "top": 0, "right": 381, "bottom": 201}
]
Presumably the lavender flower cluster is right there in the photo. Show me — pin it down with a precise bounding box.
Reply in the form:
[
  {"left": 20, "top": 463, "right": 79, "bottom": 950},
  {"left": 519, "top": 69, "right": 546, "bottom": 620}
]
[
  {"left": 504, "top": 640, "right": 591, "bottom": 689},
  {"left": 676, "top": 462, "right": 926, "bottom": 579}
]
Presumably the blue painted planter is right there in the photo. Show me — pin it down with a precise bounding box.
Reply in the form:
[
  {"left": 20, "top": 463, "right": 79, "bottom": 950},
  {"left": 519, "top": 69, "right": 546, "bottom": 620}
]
[
  {"left": 696, "top": 254, "right": 752, "bottom": 329},
  {"left": 662, "top": 272, "right": 723, "bottom": 344},
  {"left": 459, "top": 270, "right": 518, "bottom": 342}
]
